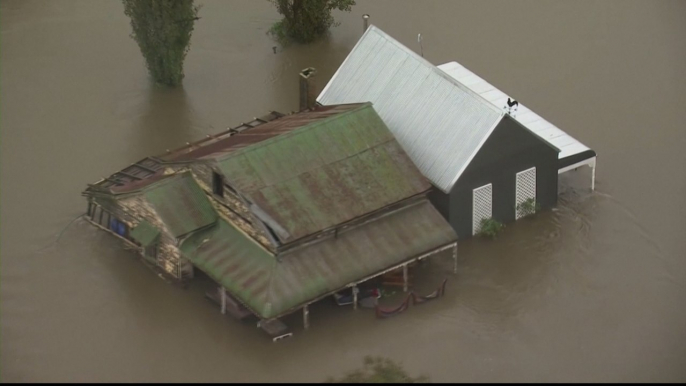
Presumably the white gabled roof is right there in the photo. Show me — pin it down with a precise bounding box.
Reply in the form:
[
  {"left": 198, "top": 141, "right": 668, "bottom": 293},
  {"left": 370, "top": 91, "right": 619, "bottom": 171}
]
[
  {"left": 318, "top": 25, "right": 503, "bottom": 193},
  {"left": 437, "top": 61, "right": 593, "bottom": 160}
]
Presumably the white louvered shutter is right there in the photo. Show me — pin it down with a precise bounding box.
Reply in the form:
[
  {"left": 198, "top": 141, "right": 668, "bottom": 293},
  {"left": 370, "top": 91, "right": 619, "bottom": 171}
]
[
  {"left": 472, "top": 184, "right": 493, "bottom": 235},
  {"left": 515, "top": 167, "right": 536, "bottom": 219}
]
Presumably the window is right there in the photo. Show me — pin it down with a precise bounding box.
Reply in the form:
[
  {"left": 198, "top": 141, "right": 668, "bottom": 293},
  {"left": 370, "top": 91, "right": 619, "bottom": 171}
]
[
  {"left": 109, "top": 217, "right": 129, "bottom": 238},
  {"left": 472, "top": 183, "right": 493, "bottom": 235},
  {"left": 515, "top": 167, "right": 536, "bottom": 219},
  {"left": 212, "top": 172, "right": 224, "bottom": 197},
  {"left": 109, "top": 217, "right": 118, "bottom": 232}
]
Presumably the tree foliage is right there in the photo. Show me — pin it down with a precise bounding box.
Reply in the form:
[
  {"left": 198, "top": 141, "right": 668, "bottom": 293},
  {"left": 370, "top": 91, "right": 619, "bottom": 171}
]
[
  {"left": 269, "top": 0, "right": 355, "bottom": 44},
  {"left": 479, "top": 217, "right": 505, "bottom": 239},
  {"left": 516, "top": 197, "right": 541, "bottom": 218},
  {"left": 326, "top": 356, "right": 430, "bottom": 383},
  {"left": 123, "top": 0, "right": 199, "bottom": 86}
]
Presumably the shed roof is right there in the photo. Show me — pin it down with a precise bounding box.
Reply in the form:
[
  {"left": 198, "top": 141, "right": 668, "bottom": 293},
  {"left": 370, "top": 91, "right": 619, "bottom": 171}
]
[
  {"left": 436, "top": 61, "right": 595, "bottom": 163},
  {"left": 142, "top": 172, "right": 218, "bottom": 238},
  {"left": 213, "top": 103, "right": 431, "bottom": 243},
  {"left": 317, "top": 25, "right": 504, "bottom": 193},
  {"left": 181, "top": 199, "right": 456, "bottom": 319}
]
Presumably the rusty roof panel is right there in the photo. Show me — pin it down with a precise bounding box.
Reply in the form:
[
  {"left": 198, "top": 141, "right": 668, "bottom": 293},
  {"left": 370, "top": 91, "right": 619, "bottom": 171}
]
[
  {"left": 168, "top": 105, "right": 364, "bottom": 162},
  {"left": 110, "top": 171, "right": 170, "bottom": 193},
  {"left": 158, "top": 111, "right": 285, "bottom": 162},
  {"left": 83, "top": 157, "right": 165, "bottom": 196},
  {"left": 216, "top": 103, "right": 431, "bottom": 243},
  {"left": 181, "top": 199, "right": 457, "bottom": 319}
]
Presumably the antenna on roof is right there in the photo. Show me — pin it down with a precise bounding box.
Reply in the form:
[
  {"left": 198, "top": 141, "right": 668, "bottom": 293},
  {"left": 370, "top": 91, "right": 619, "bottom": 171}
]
[{"left": 418, "top": 33, "right": 424, "bottom": 57}]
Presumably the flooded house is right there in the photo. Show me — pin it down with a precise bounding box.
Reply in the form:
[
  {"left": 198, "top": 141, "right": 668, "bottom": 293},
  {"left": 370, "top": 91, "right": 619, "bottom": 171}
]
[
  {"left": 82, "top": 102, "right": 457, "bottom": 338},
  {"left": 84, "top": 170, "right": 217, "bottom": 280},
  {"left": 317, "top": 25, "right": 597, "bottom": 238}
]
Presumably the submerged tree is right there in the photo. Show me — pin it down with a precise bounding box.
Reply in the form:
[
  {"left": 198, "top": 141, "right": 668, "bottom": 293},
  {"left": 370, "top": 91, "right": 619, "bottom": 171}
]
[
  {"left": 123, "top": 0, "right": 200, "bottom": 86},
  {"left": 326, "top": 356, "right": 430, "bottom": 383},
  {"left": 269, "top": 0, "right": 355, "bottom": 44}
]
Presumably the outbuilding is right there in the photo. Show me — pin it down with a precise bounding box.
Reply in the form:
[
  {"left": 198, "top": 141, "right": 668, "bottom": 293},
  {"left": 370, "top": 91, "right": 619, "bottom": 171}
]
[{"left": 318, "top": 25, "right": 596, "bottom": 238}]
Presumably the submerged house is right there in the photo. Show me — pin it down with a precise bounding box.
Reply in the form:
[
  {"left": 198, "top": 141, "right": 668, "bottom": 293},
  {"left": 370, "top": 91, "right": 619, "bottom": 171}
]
[
  {"left": 317, "top": 25, "right": 597, "bottom": 238},
  {"left": 83, "top": 102, "right": 457, "bottom": 333}
]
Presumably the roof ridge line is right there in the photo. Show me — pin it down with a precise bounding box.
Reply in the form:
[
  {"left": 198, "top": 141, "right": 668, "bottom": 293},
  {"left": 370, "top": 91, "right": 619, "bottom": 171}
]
[
  {"left": 215, "top": 103, "right": 372, "bottom": 162},
  {"left": 365, "top": 25, "right": 502, "bottom": 114},
  {"left": 437, "top": 61, "right": 511, "bottom": 113},
  {"left": 87, "top": 171, "right": 181, "bottom": 198},
  {"left": 139, "top": 169, "right": 190, "bottom": 192}
]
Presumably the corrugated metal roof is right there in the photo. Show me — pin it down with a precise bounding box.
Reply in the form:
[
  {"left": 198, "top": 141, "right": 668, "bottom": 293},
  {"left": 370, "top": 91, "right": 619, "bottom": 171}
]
[
  {"left": 214, "top": 103, "right": 431, "bottom": 243},
  {"left": 110, "top": 171, "right": 170, "bottom": 194},
  {"left": 196, "top": 104, "right": 367, "bottom": 161},
  {"left": 83, "top": 157, "right": 165, "bottom": 195},
  {"left": 130, "top": 220, "right": 160, "bottom": 246},
  {"left": 317, "top": 25, "right": 504, "bottom": 193},
  {"left": 159, "top": 112, "right": 285, "bottom": 162},
  {"left": 143, "top": 172, "right": 218, "bottom": 238},
  {"left": 181, "top": 199, "right": 457, "bottom": 319},
  {"left": 180, "top": 218, "right": 275, "bottom": 316},
  {"left": 437, "top": 61, "right": 594, "bottom": 161}
]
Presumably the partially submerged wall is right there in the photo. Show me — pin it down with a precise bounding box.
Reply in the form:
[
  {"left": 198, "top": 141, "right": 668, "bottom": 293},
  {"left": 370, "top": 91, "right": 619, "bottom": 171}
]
[{"left": 87, "top": 193, "right": 193, "bottom": 280}]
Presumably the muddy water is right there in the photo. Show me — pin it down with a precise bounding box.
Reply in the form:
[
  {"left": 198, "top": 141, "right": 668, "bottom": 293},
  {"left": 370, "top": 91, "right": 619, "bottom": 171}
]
[{"left": 2, "top": 0, "right": 685, "bottom": 382}]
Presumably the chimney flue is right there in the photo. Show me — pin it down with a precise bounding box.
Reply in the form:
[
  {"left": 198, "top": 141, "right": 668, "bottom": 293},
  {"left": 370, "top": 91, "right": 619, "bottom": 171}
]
[
  {"left": 299, "top": 67, "right": 317, "bottom": 111},
  {"left": 362, "top": 14, "right": 370, "bottom": 33}
]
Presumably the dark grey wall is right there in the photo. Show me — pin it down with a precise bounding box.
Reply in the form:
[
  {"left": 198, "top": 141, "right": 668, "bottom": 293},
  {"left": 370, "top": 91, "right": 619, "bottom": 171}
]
[
  {"left": 445, "top": 115, "right": 560, "bottom": 238},
  {"left": 427, "top": 188, "right": 450, "bottom": 223}
]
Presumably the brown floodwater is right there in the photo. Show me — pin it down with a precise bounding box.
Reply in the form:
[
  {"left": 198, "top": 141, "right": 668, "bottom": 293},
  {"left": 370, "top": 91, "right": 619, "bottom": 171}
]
[{"left": 2, "top": 0, "right": 685, "bottom": 382}]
